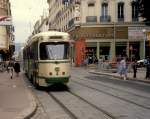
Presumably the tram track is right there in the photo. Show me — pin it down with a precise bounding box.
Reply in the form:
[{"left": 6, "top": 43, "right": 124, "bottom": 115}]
[
  {"left": 47, "top": 91, "right": 116, "bottom": 119},
  {"left": 72, "top": 75, "right": 150, "bottom": 101},
  {"left": 85, "top": 76, "right": 150, "bottom": 100},
  {"left": 67, "top": 90, "right": 116, "bottom": 119},
  {"left": 71, "top": 75, "right": 150, "bottom": 110},
  {"left": 72, "top": 74, "right": 150, "bottom": 100},
  {"left": 48, "top": 92, "right": 78, "bottom": 119},
  {"left": 23, "top": 72, "right": 150, "bottom": 119}
]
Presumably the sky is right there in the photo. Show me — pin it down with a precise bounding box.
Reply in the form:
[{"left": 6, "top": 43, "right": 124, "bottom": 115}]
[{"left": 10, "top": 0, "right": 48, "bottom": 43}]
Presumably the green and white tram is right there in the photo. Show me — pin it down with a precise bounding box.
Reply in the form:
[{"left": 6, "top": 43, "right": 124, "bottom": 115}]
[{"left": 23, "top": 31, "right": 71, "bottom": 88}]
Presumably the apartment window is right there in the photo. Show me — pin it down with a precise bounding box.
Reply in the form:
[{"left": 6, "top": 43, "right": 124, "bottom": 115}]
[
  {"left": 87, "top": 2, "right": 95, "bottom": 16},
  {"left": 102, "top": 3, "right": 108, "bottom": 17},
  {"left": 118, "top": 2, "right": 124, "bottom": 21},
  {"left": 132, "top": 2, "right": 138, "bottom": 21},
  {"left": 0, "top": 0, "right": 6, "bottom": 9},
  {"left": 88, "top": 3, "right": 94, "bottom": 7}
]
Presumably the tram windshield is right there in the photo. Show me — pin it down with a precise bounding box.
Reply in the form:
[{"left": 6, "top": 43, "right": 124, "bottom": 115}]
[{"left": 40, "top": 42, "right": 69, "bottom": 60}]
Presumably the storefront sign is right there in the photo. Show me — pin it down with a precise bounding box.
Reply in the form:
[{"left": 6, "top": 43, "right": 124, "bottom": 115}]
[
  {"left": 0, "top": 21, "right": 12, "bottom": 25},
  {"left": 146, "top": 32, "right": 150, "bottom": 41},
  {"left": 0, "top": 26, "right": 8, "bottom": 50},
  {"left": 0, "top": 16, "right": 12, "bottom": 26},
  {"left": 128, "top": 27, "right": 150, "bottom": 40},
  {"left": 70, "top": 27, "right": 114, "bottom": 39},
  {"left": 74, "top": 33, "right": 114, "bottom": 39}
]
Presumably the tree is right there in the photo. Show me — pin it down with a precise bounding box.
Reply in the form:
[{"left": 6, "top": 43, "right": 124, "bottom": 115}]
[{"left": 137, "top": 0, "right": 150, "bottom": 25}]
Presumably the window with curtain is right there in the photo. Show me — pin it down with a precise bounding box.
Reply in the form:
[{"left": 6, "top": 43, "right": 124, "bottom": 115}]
[
  {"left": 118, "top": 2, "right": 124, "bottom": 21},
  {"left": 88, "top": 2, "right": 95, "bottom": 16},
  {"left": 132, "top": 2, "right": 138, "bottom": 21},
  {"left": 102, "top": 3, "right": 108, "bottom": 17}
]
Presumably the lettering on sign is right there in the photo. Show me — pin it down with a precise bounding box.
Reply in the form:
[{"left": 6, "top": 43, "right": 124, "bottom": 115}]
[{"left": 73, "top": 33, "right": 114, "bottom": 38}]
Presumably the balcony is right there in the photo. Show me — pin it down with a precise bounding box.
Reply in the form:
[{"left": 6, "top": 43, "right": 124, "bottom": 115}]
[
  {"left": 118, "top": 18, "right": 124, "bottom": 22},
  {"left": 68, "top": 18, "right": 74, "bottom": 27},
  {"left": 100, "top": 16, "right": 111, "bottom": 22},
  {"left": 132, "top": 17, "right": 138, "bottom": 22},
  {"left": 86, "top": 16, "right": 97, "bottom": 23}
]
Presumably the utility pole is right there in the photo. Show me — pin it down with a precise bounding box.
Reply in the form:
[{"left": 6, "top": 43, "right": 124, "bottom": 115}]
[
  {"left": 110, "top": 0, "right": 116, "bottom": 61},
  {"left": 28, "top": 7, "right": 32, "bottom": 33}
]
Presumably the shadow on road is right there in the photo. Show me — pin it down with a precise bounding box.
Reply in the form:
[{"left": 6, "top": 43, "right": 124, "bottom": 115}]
[{"left": 44, "top": 83, "right": 69, "bottom": 92}]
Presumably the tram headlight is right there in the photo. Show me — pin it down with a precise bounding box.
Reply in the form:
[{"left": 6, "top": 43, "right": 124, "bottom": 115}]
[
  {"left": 49, "top": 72, "right": 53, "bottom": 75},
  {"left": 62, "top": 72, "right": 65, "bottom": 75}
]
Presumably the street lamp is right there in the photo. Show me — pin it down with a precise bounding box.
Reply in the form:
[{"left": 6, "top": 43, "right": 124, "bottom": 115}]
[{"left": 142, "top": 29, "right": 146, "bottom": 59}]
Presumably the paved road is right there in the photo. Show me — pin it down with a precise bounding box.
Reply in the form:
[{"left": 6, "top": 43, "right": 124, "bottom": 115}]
[{"left": 26, "top": 67, "right": 150, "bottom": 119}]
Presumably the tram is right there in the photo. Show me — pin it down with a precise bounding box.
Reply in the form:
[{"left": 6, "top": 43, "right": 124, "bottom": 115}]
[{"left": 23, "top": 31, "right": 71, "bottom": 88}]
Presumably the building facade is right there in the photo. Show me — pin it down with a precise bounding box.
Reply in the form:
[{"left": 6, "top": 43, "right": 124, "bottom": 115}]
[
  {"left": 33, "top": 15, "right": 49, "bottom": 34},
  {"left": 47, "top": 0, "right": 150, "bottom": 65},
  {"left": 0, "top": 0, "right": 15, "bottom": 61}
]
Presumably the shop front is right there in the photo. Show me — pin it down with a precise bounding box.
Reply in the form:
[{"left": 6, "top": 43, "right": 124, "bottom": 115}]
[
  {"left": 70, "top": 26, "right": 129, "bottom": 66},
  {"left": 128, "top": 26, "right": 150, "bottom": 60}
]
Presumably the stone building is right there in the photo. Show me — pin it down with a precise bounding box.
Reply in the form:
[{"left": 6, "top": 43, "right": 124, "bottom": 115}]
[
  {"left": 47, "top": 0, "right": 150, "bottom": 65},
  {"left": 0, "top": 0, "right": 15, "bottom": 61}
]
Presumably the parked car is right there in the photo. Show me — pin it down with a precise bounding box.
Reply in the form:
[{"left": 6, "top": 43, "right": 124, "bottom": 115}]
[{"left": 137, "top": 59, "right": 147, "bottom": 67}]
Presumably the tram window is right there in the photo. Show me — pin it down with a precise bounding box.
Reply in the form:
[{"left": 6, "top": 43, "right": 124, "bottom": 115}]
[
  {"left": 30, "top": 41, "right": 38, "bottom": 60},
  {"left": 40, "top": 42, "right": 69, "bottom": 60},
  {"left": 40, "top": 44, "right": 48, "bottom": 60}
]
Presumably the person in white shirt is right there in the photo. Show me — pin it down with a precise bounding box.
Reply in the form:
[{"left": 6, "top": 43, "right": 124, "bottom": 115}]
[{"left": 119, "top": 57, "right": 127, "bottom": 80}]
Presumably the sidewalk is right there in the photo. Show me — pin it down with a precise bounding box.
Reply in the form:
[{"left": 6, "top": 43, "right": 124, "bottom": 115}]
[
  {"left": 0, "top": 71, "right": 37, "bottom": 119},
  {"left": 89, "top": 67, "right": 150, "bottom": 84}
]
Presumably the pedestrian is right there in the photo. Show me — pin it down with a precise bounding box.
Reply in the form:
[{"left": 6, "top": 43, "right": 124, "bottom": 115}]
[
  {"left": 13, "top": 61, "right": 20, "bottom": 77},
  {"left": 145, "top": 56, "right": 150, "bottom": 79},
  {"left": 83, "top": 56, "right": 89, "bottom": 68},
  {"left": 119, "top": 57, "right": 127, "bottom": 80},
  {"left": 7, "top": 60, "right": 14, "bottom": 79},
  {"left": 117, "top": 55, "right": 122, "bottom": 74},
  {"left": 132, "top": 59, "right": 137, "bottom": 78}
]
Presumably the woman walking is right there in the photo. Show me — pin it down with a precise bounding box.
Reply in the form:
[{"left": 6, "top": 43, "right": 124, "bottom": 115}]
[
  {"left": 119, "top": 57, "right": 127, "bottom": 80},
  {"left": 13, "top": 61, "right": 20, "bottom": 77}
]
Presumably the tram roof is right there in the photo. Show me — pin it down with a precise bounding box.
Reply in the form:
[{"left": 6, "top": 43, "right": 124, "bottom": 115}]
[
  {"left": 27, "top": 31, "right": 70, "bottom": 45},
  {"left": 32, "top": 31, "right": 69, "bottom": 38}
]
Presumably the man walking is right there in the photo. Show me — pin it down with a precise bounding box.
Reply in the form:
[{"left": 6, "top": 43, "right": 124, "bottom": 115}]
[
  {"left": 145, "top": 56, "right": 150, "bottom": 79},
  {"left": 132, "top": 59, "right": 137, "bottom": 78}
]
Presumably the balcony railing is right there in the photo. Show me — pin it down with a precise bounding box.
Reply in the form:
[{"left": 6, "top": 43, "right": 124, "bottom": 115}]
[
  {"left": 100, "top": 16, "right": 111, "bottom": 22},
  {"left": 86, "top": 16, "right": 97, "bottom": 23},
  {"left": 132, "top": 17, "right": 138, "bottom": 22},
  {"left": 118, "top": 17, "right": 124, "bottom": 22},
  {"left": 68, "top": 18, "right": 74, "bottom": 27}
]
